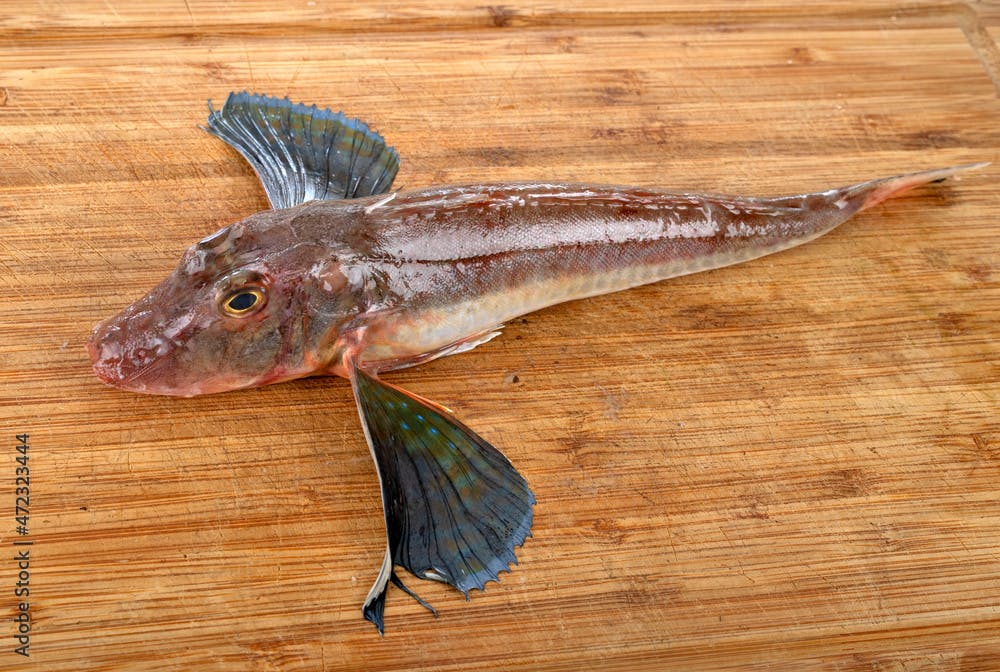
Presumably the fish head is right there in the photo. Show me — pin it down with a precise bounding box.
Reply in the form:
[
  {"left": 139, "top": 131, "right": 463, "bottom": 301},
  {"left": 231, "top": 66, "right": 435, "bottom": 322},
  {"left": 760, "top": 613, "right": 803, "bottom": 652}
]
[{"left": 88, "top": 208, "right": 358, "bottom": 396}]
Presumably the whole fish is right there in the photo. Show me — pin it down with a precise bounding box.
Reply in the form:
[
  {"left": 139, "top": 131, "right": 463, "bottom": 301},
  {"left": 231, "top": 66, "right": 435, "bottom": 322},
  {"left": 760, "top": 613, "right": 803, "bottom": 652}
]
[{"left": 87, "top": 92, "right": 984, "bottom": 633}]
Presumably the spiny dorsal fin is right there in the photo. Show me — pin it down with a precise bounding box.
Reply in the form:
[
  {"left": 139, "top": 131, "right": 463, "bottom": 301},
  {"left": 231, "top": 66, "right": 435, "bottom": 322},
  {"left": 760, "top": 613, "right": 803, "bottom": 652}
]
[
  {"left": 348, "top": 361, "right": 534, "bottom": 635},
  {"left": 203, "top": 91, "right": 399, "bottom": 209}
]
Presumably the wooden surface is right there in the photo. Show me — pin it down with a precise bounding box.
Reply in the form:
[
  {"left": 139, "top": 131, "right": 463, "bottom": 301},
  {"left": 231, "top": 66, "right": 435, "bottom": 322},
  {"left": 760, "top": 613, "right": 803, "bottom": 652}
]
[{"left": 1, "top": 2, "right": 999, "bottom": 670}]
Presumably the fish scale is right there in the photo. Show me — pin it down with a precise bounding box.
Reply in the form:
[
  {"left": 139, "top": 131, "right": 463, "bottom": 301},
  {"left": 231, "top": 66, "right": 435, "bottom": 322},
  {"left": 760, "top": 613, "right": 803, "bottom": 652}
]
[{"left": 344, "top": 179, "right": 926, "bottom": 364}]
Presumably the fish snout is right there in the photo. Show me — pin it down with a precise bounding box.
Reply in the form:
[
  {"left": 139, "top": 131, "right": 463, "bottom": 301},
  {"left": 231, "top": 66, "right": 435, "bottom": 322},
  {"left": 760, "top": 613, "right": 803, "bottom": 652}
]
[
  {"left": 87, "top": 318, "right": 123, "bottom": 385},
  {"left": 85, "top": 324, "right": 106, "bottom": 379},
  {"left": 87, "top": 316, "right": 168, "bottom": 391}
]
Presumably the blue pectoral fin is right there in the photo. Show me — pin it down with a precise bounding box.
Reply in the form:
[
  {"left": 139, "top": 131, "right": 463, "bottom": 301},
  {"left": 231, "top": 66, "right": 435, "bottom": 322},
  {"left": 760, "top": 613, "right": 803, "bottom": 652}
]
[
  {"left": 349, "top": 361, "right": 535, "bottom": 634},
  {"left": 203, "top": 91, "right": 399, "bottom": 208}
]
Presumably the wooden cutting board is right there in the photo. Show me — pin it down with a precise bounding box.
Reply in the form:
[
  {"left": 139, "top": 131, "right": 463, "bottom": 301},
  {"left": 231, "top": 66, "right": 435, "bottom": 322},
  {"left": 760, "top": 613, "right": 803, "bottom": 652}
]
[{"left": 1, "top": 2, "right": 998, "bottom": 670}]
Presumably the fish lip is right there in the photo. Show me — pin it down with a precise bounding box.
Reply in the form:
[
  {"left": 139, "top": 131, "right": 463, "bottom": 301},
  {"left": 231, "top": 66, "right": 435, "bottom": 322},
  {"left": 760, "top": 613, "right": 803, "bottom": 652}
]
[
  {"left": 87, "top": 317, "right": 172, "bottom": 392},
  {"left": 86, "top": 343, "right": 123, "bottom": 389},
  {"left": 87, "top": 329, "right": 262, "bottom": 396},
  {"left": 85, "top": 335, "right": 100, "bottom": 368},
  {"left": 86, "top": 325, "right": 120, "bottom": 387}
]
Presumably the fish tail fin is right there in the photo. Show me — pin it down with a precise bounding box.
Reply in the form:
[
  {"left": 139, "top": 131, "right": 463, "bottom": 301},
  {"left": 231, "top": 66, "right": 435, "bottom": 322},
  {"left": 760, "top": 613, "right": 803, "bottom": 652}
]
[
  {"left": 845, "top": 162, "right": 988, "bottom": 213},
  {"left": 349, "top": 362, "right": 534, "bottom": 634}
]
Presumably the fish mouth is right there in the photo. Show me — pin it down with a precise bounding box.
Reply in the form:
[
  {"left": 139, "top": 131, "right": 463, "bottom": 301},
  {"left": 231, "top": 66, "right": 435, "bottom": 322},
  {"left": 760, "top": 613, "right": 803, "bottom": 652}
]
[
  {"left": 86, "top": 317, "right": 272, "bottom": 397},
  {"left": 86, "top": 316, "right": 174, "bottom": 393},
  {"left": 87, "top": 318, "right": 124, "bottom": 387},
  {"left": 85, "top": 334, "right": 115, "bottom": 387}
]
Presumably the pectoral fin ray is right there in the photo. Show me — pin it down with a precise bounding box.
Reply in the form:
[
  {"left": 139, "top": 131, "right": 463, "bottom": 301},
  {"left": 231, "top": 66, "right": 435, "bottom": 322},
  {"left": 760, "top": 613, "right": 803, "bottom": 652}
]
[{"left": 348, "top": 360, "right": 534, "bottom": 634}]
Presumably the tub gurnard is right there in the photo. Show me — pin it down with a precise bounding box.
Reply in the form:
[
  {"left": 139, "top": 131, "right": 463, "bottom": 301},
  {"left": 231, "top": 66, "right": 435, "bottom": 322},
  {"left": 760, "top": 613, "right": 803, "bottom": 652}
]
[{"left": 88, "top": 92, "right": 985, "bottom": 633}]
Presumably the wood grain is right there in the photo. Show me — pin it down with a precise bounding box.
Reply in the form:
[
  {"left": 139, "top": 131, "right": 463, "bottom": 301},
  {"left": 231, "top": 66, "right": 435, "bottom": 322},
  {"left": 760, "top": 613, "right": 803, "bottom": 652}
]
[{"left": 0, "top": 1, "right": 998, "bottom": 670}]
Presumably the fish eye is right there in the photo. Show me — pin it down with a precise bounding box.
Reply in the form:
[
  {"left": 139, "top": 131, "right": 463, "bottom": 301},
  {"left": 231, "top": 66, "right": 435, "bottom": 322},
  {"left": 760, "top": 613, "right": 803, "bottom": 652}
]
[{"left": 221, "top": 287, "right": 266, "bottom": 317}]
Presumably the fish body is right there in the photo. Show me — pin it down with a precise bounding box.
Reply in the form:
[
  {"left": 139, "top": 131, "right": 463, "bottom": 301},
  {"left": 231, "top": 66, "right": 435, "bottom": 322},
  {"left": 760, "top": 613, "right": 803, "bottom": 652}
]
[
  {"left": 320, "top": 175, "right": 948, "bottom": 371},
  {"left": 90, "top": 169, "right": 971, "bottom": 395},
  {"left": 86, "top": 92, "right": 985, "bottom": 633}
]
